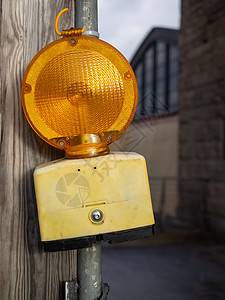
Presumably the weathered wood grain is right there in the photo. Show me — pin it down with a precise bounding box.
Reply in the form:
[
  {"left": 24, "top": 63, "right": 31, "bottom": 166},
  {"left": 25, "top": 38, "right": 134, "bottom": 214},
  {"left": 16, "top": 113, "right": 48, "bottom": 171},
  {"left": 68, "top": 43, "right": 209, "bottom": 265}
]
[{"left": 1, "top": 1, "right": 77, "bottom": 299}]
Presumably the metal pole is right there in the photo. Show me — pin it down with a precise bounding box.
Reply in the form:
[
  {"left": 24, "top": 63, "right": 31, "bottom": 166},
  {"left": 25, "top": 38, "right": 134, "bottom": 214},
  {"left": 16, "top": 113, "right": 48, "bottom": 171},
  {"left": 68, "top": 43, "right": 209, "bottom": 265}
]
[
  {"left": 77, "top": 242, "right": 102, "bottom": 300},
  {"left": 75, "top": 0, "right": 99, "bottom": 38},
  {"left": 75, "top": 1, "right": 102, "bottom": 299}
]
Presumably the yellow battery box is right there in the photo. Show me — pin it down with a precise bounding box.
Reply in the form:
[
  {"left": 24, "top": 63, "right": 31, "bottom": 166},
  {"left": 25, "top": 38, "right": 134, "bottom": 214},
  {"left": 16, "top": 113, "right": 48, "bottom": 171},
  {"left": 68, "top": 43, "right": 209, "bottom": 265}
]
[{"left": 34, "top": 152, "right": 154, "bottom": 251}]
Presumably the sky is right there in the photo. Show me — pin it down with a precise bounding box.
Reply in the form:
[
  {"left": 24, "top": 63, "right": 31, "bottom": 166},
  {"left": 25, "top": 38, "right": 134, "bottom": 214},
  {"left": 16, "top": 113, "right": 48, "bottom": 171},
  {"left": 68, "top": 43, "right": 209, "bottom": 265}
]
[{"left": 98, "top": 0, "right": 181, "bottom": 60}]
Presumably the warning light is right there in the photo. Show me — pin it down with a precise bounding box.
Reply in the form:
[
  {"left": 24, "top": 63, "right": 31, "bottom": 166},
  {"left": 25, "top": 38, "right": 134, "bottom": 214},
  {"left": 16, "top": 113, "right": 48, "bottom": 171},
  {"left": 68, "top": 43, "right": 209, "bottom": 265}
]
[
  {"left": 21, "top": 12, "right": 138, "bottom": 158},
  {"left": 22, "top": 9, "right": 154, "bottom": 252}
]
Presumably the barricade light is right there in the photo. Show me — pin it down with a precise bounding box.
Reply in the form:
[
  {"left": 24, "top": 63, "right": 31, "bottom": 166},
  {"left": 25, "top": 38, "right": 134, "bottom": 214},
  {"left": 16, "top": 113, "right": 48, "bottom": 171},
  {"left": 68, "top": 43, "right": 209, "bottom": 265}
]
[
  {"left": 21, "top": 9, "right": 154, "bottom": 251},
  {"left": 22, "top": 9, "right": 138, "bottom": 159}
]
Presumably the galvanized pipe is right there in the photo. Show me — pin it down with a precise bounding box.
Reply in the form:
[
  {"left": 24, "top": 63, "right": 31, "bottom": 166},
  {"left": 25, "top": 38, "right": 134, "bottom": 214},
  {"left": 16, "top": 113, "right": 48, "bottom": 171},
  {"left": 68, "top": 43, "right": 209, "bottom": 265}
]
[
  {"left": 75, "top": 1, "right": 102, "bottom": 299},
  {"left": 75, "top": 0, "right": 99, "bottom": 38},
  {"left": 77, "top": 243, "right": 102, "bottom": 300}
]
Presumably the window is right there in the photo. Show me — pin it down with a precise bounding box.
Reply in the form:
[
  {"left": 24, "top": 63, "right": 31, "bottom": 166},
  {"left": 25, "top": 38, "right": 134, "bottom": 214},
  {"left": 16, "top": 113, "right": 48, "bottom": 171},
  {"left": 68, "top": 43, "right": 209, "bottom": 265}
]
[
  {"left": 134, "top": 62, "right": 143, "bottom": 119},
  {"left": 168, "top": 45, "right": 179, "bottom": 111},
  {"left": 144, "top": 47, "right": 154, "bottom": 115},
  {"left": 155, "top": 42, "right": 166, "bottom": 114}
]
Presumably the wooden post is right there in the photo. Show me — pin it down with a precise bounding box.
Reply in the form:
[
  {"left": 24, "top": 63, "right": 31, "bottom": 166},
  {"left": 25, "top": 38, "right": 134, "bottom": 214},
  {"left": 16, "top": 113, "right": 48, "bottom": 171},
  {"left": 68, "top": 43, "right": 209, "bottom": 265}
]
[{"left": 0, "top": 1, "right": 77, "bottom": 299}]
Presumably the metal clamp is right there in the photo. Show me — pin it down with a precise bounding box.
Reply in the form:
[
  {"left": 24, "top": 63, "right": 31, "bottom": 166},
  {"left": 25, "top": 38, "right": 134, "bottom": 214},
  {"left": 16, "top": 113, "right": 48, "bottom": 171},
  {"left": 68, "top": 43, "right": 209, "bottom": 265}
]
[
  {"left": 65, "top": 281, "right": 78, "bottom": 300},
  {"left": 65, "top": 281, "right": 109, "bottom": 300},
  {"left": 98, "top": 283, "right": 110, "bottom": 300},
  {"left": 83, "top": 30, "right": 100, "bottom": 38}
]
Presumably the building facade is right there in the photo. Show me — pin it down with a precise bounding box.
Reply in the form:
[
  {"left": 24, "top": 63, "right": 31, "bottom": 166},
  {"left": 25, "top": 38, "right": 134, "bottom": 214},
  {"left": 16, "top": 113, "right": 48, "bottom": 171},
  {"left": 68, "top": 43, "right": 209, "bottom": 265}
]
[
  {"left": 131, "top": 28, "right": 179, "bottom": 120},
  {"left": 111, "top": 28, "right": 180, "bottom": 226}
]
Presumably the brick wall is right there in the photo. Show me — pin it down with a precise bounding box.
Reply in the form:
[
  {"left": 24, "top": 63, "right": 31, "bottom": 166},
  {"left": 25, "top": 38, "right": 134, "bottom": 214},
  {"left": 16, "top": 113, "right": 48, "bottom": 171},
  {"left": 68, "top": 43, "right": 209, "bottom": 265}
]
[{"left": 179, "top": 0, "right": 225, "bottom": 236}]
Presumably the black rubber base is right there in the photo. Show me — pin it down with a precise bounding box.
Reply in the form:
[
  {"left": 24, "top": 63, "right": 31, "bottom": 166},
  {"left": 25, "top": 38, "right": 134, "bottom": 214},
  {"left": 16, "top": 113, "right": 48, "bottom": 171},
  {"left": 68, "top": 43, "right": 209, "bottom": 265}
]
[{"left": 42, "top": 225, "right": 154, "bottom": 252}]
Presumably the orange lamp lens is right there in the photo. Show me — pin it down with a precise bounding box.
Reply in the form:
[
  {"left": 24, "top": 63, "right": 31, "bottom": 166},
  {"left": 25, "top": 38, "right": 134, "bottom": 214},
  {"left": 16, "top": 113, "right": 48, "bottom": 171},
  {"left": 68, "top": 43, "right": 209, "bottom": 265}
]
[{"left": 21, "top": 36, "right": 138, "bottom": 158}]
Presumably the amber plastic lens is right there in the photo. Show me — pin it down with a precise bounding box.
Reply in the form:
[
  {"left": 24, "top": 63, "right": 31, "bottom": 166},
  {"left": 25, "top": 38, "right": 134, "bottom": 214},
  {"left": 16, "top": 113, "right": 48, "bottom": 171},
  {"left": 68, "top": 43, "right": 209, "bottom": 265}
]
[
  {"left": 22, "top": 36, "right": 138, "bottom": 158},
  {"left": 35, "top": 49, "right": 124, "bottom": 136}
]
